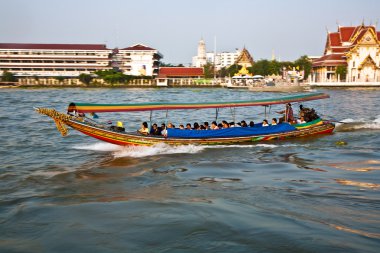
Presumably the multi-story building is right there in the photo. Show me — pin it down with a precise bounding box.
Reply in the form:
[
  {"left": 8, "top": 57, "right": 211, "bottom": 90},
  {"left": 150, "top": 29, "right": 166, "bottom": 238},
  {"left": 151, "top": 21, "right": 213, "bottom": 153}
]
[
  {"left": 115, "top": 44, "right": 162, "bottom": 76},
  {"left": 0, "top": 43, "right": 163, "bottom": 78},
  {"left": 192, "top": 39, "right": 243, "bottom": 69},
  {"left": 312, "top": 24, "right": 380, "bottom": 83},
  {"left": 0, "top": 43, "right": 112, "bottom": 77}
]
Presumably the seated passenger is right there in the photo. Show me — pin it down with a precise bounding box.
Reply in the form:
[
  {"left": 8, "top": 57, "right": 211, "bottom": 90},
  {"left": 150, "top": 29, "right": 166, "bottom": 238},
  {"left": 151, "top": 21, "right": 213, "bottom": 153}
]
[
  {"left": 150, "top": 123, "right": 161, "bottom": 135},
  {"left": 229, "top": 122, "right": 235, "bottom": 127},
  {"left": 204, "top": 122, "right": 210, "bottom": 130},
  {"left": 218, "top": 123, "right": 223, "bottom": 129},
  {"left": 167, "top": 122, "right": 174, "bottom": 129},
  {"left": 179, "top": 124, "right": 185, "bottom": 129},
  {"left": 200, "top": 125, "right": 206, "bottom": 130},
  {"left": 249, "top": 121, "right": 254, "bottom": 127},
  {"left": 222, "top": 120, "right": 229, "bottom": 128},
  {"left": 211, "top": 121, "right": 219, "bottom": 130},
  {"left": 271, "top": 118, "right": 277, "bottom": 126},
  {"left": 193, "top": 122, "right": 200, "bottom": 130},
  {"left": 138, "top": 122, "right": 150, "bottom": 135},
  {"left": 111, "top": 121, "right": 125, "bottom": 132},
  {"left": 241, "top": 120, "right": 248, "bottom": 127},
  {"left": 297, "top": 116, "right": 306, "bottom": 124},
  {"left": 186, "top": 123, "right": 192, "bottom": 130},
  {"left": 262, "top": 119, "right": 269, "bottom": 127}
]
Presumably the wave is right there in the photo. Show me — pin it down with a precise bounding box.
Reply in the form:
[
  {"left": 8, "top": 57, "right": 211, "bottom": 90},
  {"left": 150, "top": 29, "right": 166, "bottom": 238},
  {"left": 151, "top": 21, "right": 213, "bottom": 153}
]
[
  {"left": 72, "top": 142, "right": 304, "bottom": 158},
  {"left": 113, "top": 143, "right": 205, "bottom": 158},
  {"left": 334, "top": 115, "right": 380, "bottom": 131},
  {"left": 73, "top": 142, "right": 122, "bottom": 152}
]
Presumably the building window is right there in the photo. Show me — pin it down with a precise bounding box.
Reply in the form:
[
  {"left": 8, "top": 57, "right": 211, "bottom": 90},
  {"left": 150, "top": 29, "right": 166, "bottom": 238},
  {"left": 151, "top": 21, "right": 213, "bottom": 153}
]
[{"left": 353, "top": 61, "right": 355, "bottom": 67}]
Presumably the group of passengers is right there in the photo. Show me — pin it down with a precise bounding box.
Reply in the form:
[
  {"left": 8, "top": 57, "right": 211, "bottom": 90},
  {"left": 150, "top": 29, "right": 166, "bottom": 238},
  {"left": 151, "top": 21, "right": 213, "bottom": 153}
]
[{"left": 137, "top": 103, "right": 312, "bottom": 136}]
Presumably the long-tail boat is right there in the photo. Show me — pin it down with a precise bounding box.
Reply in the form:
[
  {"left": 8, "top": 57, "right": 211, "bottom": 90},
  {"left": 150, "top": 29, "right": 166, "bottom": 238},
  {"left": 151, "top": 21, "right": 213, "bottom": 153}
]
[{"left": 35, "top": 92, "right": 335, "bottom": 146}]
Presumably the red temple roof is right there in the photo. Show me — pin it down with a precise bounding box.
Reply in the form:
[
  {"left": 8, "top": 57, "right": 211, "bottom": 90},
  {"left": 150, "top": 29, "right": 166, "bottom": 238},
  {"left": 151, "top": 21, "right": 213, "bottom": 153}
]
[
  {"left": 158, "top": 67, "right": 204, "bottom": 78},
  {"left": 0, "top": 43, "right": 109, "bottom": 50},
  {"left": 313, "top": 25, "right": 380, "bottom": 68},
  {"left": 338, "top": 26, "right": 356, "bottom": 42},
  {"left": 329, "top": 33, "right": 341, "bottom": 46}
]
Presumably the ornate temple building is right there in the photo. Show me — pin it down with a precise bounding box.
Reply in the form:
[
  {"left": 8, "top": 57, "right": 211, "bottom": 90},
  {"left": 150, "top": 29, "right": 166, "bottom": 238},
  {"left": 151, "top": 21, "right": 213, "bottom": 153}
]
[
  {"left": 234, "top": 47, "right": 254, "bottom": 68},
  {"left": 312, "top": 24, "right": 380, "bottom": 83}
]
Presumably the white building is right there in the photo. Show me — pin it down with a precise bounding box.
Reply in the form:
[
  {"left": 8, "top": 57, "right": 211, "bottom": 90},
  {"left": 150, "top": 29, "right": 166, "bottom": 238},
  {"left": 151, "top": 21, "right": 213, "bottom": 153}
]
[
  {"left": 116, "top": 44, "right": 162, "bottom": 76},
  {"left": 192, "top": 39, "right": 207, "bottom": 67},
  {"left": 192, "top": 39, "right": 241, "bottom": 69},
  {"left": 0, "top": 43, "right": 112, "bottom": 77}
]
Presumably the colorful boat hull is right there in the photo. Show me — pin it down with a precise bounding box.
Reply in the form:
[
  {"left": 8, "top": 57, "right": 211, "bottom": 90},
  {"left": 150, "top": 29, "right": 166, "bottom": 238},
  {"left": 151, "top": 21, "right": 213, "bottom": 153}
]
[{"left": 63, "top": 116, "right": 334, "bottom": 146}]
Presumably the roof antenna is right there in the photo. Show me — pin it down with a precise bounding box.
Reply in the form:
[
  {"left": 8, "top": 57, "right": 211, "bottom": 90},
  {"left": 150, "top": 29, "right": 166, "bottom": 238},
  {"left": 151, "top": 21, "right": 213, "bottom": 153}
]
[{"left": 325, "top": 26, "right": 329, "bottom": 34}]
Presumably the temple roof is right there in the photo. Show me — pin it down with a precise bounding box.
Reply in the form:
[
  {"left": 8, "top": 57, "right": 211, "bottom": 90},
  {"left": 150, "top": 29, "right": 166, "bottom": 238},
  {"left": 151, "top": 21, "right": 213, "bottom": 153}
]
[
  {"left": 235, "top": 47, "right": 254, "bottom": 67},
  {"left": 314, "top": 25, "right": 380, "bottom": 68}
]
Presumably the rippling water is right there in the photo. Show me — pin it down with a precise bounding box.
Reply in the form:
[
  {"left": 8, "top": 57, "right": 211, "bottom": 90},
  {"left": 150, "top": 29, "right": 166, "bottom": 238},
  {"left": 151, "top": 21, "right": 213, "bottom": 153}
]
[{"left": 1, "top": 87, "right": 380, "bottom": 252}]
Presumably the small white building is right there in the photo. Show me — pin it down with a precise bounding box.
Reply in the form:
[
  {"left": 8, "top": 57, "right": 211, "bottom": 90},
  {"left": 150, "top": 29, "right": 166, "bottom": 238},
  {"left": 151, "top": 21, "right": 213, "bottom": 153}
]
[{"left": 116, "top": 44, "right": 162, "bottom": 76}]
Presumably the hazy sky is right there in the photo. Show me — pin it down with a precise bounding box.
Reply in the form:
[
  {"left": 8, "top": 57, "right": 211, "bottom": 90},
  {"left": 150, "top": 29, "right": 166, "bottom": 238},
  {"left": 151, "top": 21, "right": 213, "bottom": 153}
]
[{"left": 1, "top": 0, "right": 379, "bottom": 64}]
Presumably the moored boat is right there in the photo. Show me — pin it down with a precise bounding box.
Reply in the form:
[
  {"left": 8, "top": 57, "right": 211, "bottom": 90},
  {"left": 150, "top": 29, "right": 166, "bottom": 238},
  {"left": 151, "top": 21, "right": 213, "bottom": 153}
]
[{"left": 35, "top": 93, "right": 335, "bottom": 146}]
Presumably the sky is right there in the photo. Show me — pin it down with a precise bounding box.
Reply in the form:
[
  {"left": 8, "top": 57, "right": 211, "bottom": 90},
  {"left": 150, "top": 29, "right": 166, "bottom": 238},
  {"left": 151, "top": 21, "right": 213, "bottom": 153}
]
[{"left": 0, "top": 0, "right": 379, "bottom": 65}]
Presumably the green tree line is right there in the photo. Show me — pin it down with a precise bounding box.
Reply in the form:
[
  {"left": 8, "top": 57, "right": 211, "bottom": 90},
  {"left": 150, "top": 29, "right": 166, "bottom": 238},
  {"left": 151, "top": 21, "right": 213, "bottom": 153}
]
[{"left": 203, "top": 55, "right": 313, "bottom": 80}]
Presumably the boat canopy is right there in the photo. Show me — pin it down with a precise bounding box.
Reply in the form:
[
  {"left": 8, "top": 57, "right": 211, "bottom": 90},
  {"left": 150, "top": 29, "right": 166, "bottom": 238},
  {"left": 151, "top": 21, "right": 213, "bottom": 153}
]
[{"left": 67, "top": 92, "right": 329, "bottom": 113}]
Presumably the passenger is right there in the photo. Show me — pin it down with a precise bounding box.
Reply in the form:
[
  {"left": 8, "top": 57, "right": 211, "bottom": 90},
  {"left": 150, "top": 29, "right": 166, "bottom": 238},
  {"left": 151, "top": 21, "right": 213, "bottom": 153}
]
[
  {"left": 277, "top": 103, "right": 294, "bottom": 123},
  {"left": 186, "top": 123, "right": 192, "bottom": 130},
  {"left": 138, "top": 122, "right": 149, "bottom": 135},
  {"left": 111, "top": 121, "right": 125, "bottom": 132},
  {"left": 262, "top": 119, "right": 269, "bottom": 127},
  {"left": 179, "top": 124, "right": 185, "bottom": 129},
  {"left": 204, "top": 122, "right": 210, "bottom": 130},
  {"left": 222, "top": 120, "right": 229, "bottom": 128},
  {"left": 193, "top": 122, "right": 200, "bottom": 130},
  {"left": 200, "top": 125, "right": 206, "bottom": 130},
  {"left": 161, "top": 123, "right": 166, "bottom": 132},
  {"left": 218, "top": 123, "right": 223, "bottom": 129},
  {"left": 211, "top": 121, "right": 219, "bottom": 130},
  {"left": 271, "top": 118, "right": 277, "bottom": 126},
  {"left": 229, "top": 122, "right": 235, "bottom": 127},
  {"left": 167, "top": 122, "right": 174, "bottom": 129},
  {"left": 237, "top": 122, "right": 242, "bottom": 127},
  {"left": 90, "top": 112, "right": 99, "bottom": 119},
  {"left": 150, "top": 123, "right": 161, "bottom": 135},
  {"left": 297, "top": 116, "right": 306, "bottom": 124},
  {"left": 249, "top": 121, "right": 254, "bottom": 127},
  {"left": 241, "top": 120, "right": 248, "bottom": 127}
]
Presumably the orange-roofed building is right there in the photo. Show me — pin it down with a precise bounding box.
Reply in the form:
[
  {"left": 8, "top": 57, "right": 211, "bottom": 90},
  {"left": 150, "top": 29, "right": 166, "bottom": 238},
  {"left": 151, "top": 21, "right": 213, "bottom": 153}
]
[
  {"left": 157, "top": 67, "right": 204, "bottom": 86},
  {"left": 312, "top": 24, "right": 380, "bottom": 83}
]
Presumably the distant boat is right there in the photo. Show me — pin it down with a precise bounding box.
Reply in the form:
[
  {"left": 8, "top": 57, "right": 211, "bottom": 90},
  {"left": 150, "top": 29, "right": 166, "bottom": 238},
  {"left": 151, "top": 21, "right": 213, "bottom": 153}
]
[{"left": 35, "top": 93, "right": 335, "bottom": 147}]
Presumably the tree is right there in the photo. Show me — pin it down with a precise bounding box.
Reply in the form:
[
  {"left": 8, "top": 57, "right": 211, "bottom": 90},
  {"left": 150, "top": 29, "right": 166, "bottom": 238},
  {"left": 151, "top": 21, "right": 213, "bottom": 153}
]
[
  {"left": 203, "top": 62, "right": 215, "bottom": 78},
  {"left": 227, "top": 64, "right": 242, "bottom": 77},
  {"left": 335, "top": 65, "right": 347, "bottom": 81},
  {"left": 54, "top": 76, "right": 65, "bottom": 83},
  {"left": 294, "top": 55, "right": 312, "bottom": 80},
  {"left": 1, "top": 70, "right": 17, "bottom": 82},
  {"left": 78, "top": 73, "right": 93, "bottom": 85}
]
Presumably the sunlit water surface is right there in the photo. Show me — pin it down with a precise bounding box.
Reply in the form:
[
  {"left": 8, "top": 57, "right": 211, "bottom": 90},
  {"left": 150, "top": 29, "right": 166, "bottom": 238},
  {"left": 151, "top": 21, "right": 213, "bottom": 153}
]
[{"left": 0, "top": 88, "right": 380, "bottom": 253}]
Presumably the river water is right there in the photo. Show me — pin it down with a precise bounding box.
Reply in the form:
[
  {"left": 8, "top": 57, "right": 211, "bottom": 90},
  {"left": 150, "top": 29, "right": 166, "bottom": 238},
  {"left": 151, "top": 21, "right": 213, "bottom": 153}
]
[{"left": 0, "top": 87, "right": 379, "bottom": 253}]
